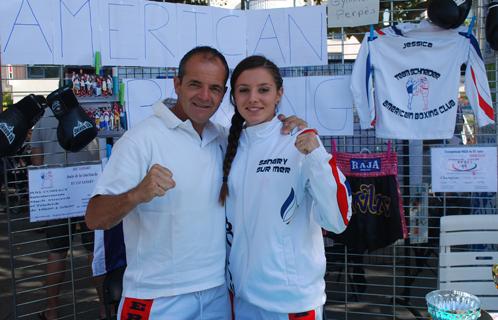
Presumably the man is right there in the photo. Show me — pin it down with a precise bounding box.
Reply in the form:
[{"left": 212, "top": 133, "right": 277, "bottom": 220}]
[
  {"left": 31, "top": 109, "right": 105, "bottom": 320},
  {"left": 85, "top": 46, "right": 304, "bottom": 319}
]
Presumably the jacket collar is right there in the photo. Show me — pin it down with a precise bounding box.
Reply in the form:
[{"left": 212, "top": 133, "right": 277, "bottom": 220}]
[{"left": 243, "top": 116, "right": 280, "bottom": 142}]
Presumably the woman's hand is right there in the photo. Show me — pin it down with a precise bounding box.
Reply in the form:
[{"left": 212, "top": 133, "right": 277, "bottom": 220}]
[
  {"left": 295, "top": 129, "right": 319, "bottom": 155},
  {"left": 277, "top": 114, "right": 307, "bottom": 135}
]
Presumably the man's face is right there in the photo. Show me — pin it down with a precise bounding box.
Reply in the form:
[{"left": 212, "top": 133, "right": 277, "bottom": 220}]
[{"left": 173, "top": 54, "right": 227, "bottom": 134}]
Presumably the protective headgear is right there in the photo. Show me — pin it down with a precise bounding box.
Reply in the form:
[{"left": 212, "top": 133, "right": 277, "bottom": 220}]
[
  {"left": 427, "top": 0, "right": 472, "bottom": 29},
  {"left": 0, "top": 95, "right": 46, "bottom": 157},
  {"left": 46, "top": 85, "right": 98, "bottom": 152},
  {"left": 486, "top": 0, "right": 498, "bottom": 50}
]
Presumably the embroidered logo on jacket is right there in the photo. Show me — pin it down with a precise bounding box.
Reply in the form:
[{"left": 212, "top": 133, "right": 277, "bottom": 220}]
[
  {"left": 256, "top": 158, "right": 291, "bottom": 173},
  {"left": 280, "top": 188, "right": 296, "bottom": 224}
]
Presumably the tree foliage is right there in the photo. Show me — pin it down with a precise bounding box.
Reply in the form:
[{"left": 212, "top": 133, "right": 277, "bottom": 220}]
[{"left": 2, "top": 92, "right": 13, "bottom": 108}]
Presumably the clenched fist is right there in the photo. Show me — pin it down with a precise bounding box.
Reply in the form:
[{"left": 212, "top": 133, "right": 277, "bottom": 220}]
[{"left": 135, "top": 164, "right": 176, "bottom": 203}]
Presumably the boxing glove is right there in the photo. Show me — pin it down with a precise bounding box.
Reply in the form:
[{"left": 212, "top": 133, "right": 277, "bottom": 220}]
[
  {"left": 0, "top": 95, "right": 46, "bottom": 157},
  {"left": 428, "top": 0, "right": 472, "bottom": 29},
  {"left": 46, "top": 85, "right": 97, "bottom": 152},
  {"left": 486, "top": 0, "right": 498, "bottom": 50}
]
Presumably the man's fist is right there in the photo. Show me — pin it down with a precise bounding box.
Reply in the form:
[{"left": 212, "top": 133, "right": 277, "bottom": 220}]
[{"left": 135, "top": 164, "right": 176, "bottom": 203}]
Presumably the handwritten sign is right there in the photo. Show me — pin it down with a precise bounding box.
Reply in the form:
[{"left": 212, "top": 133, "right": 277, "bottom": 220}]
[
  {"left": 0, "top": 0, "right": 327, "bottom": 67},
  {"left": 54, "top": 0, "right": 99, "bottom": 65},
  {"left": 210, "top": 85, "right": 234, "bottom": 128},
  {"left": 123, "top": 78, "right": 174, "bottom": 128},
  {"left": 123, "top": 78, "right": 233, "bottom": 128},
  {"left": 247, "top": 6, "right": 327, "bottom": 67},
  {"left": 1, "top": 0, "right": 55, "bottom": 64},
  {"left": 280, "top": 76, "right": 353, "bottom": 136},
  {"left": 143, "top": 1, "right": 179, "bottom": 67},
  {"left": 431, "top": 147, "right": 497, "bottom": 192},
  {"left": 327, "top": 0, "right": 379, "bottom": 27},
  {"left": 123, "top": 76, "right": 353, "bottom": 134},
  {"left": 211, "top": 6, "right": 246, "bottom": 67},
  {"left": 28, "top": 163, "right": 102, "bottom": 222}
]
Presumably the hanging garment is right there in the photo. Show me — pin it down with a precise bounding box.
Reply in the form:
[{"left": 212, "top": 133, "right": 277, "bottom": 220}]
[
  {"left": 331, "top": 141, "right": 407, "bottom": 252},
  {"left": 350, "top": 20, "right": 495, "bottom": 140}
]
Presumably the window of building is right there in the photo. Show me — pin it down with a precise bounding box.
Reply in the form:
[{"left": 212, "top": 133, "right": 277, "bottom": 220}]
[{"left": 27, "top": 66, "right": 60, "bottom": 79}]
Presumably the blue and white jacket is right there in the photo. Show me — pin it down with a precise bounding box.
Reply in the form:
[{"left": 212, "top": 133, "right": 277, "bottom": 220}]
[{"left": 225, "top": 116, "right": 352, "bottom": 313}]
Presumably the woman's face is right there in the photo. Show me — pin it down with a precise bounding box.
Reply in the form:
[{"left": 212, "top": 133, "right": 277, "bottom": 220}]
[{"left": 233, "top": 67, "right": 283, "bottom": 127}]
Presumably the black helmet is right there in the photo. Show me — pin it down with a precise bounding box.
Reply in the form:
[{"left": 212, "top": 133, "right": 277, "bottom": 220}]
[
  {"left": 427, "top": 0, "right": 472, "bottom": 29},
  {"left": 486, "top": 0, "right": 498, "bottom": 50}
]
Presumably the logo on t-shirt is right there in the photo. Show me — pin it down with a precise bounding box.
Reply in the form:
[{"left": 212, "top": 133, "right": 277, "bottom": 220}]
[
  {"left": 406, "top": 76, "right": 429, "bottom": 111},
  {"left": 382, "top": 67, "right": 456, "bottom": 120},
  {"left": 394, "top": 68, "right": 440, "bottom": 112}
]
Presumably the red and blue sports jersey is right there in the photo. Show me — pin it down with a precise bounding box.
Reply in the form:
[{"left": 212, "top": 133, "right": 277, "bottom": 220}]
[{"left": 351, "top": 20, "right": 495, "bottom": 140}]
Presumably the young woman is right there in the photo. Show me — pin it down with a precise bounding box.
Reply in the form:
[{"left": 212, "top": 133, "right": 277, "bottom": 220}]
[{"left": 219, "top": 55, "right": 352, "bottom": 320}]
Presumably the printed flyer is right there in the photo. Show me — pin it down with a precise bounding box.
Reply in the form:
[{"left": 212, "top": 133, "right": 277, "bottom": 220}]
[
  {"left": 431, "top": 147, "right": 497, "bottom": 192},
  {"left": 28, "top": 163, "right": 102, "bottom": 222}
]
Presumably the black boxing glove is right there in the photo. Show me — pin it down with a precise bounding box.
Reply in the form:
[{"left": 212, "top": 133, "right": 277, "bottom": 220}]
[
  {"left": 0, "top": 95, "right": 46, "bottom": 157},
  {"left": 428, "top": 0, "right": 472, "bottom": 29},
  {"left": 46, "top": 85, "right": 97, "bottom": 152},
  {"left": 486, "top": 0, "right": 498, "bottom": 50}
]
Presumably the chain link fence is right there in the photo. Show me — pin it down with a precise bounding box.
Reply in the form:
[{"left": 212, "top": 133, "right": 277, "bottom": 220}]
[{"left": 0, "top": 0, "right": 496, "bottom": 319}]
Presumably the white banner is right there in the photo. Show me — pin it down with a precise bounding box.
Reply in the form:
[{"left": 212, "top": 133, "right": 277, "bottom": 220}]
[
  {"left": 124, "top": 75, "right": 354, "bottom": 136},
  {"left": 123, "top": 78, "right": 233, "bottom": 128},
  {"left": 280, "top": 75, "right": 354, "bottom": 136},
  {"left": 0, "top": 0, "right": 327, "bottom": 68},
  {"left": 123, "top": 78, "right": 174, "bottom": 128}
]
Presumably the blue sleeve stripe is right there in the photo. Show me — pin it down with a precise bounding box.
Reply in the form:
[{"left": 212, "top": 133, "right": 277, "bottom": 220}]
[
  {"left": 458, "top": 32, "right": 483, "bottom": 61},
  {"left": 365, "top": 53, "right": 372, "bottom": 105}
]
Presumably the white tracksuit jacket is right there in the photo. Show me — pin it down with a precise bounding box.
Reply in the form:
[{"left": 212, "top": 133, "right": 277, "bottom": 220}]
[
  {"left": 351, "top": 20, "right": 495, "bottom": 139},
  {"left": 225, "top": 117, "right": 352, "bottom": 313}
]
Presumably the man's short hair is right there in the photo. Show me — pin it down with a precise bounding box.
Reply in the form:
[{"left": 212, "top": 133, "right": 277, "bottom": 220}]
[{"left": 177, "top": 46, "right": 229, "bottom": 85}]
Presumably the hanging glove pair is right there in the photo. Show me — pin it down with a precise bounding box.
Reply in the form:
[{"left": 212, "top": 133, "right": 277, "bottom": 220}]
[{"left": 0, "top": 86, "right": 98, "bottom": 157}]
